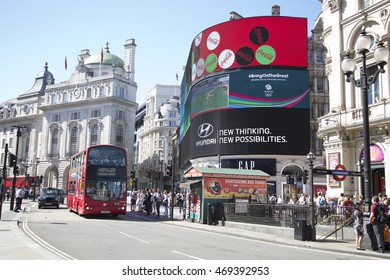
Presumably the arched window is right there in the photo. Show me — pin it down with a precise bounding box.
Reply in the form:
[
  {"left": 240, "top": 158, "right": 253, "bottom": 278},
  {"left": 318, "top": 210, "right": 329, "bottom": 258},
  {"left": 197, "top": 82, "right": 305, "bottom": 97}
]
[
  {"left": 70, "top": 126, "right": 79, "bottom": 155},
  {"left": 119, "top": 87, "right": 125, "bottom": 98},
  {"left": 115, "top": 124, "right": 124, "bottom": 146},
  {"left": 24, "top": 137, "right": 30, "bottom": 158},
  {"left": 367, "top": 66, "right": 380, "bottom": 105},
  {"left": 315, "top": 50, "right": 324, "bottom": 63},
  {"left": 63, "top": 91, "right": 68, "bottom": 102},
  {"left": 90, "top": 124, "right": 100, "bottom": 146},
  {"left": 51, "top": 128, "right": 59, "bottom": 156},
  {"left": 51, "top": 94, "right": 57, "bottom": 104},
  {"left": 99, "top": 86, "right": 105, "bottom": 97}
]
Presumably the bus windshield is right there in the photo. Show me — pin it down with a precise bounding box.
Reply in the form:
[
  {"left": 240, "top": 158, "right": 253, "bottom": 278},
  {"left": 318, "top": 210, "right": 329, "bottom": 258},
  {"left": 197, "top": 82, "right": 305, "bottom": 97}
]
[
  {"left": 87, "top": 146, "right": 126, "bottom": 166},
  {"left": 86, "top": 179, "right": 126, "bottom": 201}
]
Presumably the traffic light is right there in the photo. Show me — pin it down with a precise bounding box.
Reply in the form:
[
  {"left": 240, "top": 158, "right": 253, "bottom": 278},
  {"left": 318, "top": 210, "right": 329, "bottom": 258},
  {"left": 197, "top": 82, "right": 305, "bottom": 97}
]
[
  {"left": 286, "top": 175, "right": 295, "bottom": 185},
  {"left": 167, "top": 165, "right": 172, "bottom": 177},
  {"left": 8, "top": 153, "right": 16, "bottom": 167},
  {"left": 14, "top": 166, "right": 19, "bottom": 175},
  {"left": 303, "top": 169, "right": 309, "bottom": 184},
  {"left": 130, "top": 170, "right": 135, "bottom": 179}
]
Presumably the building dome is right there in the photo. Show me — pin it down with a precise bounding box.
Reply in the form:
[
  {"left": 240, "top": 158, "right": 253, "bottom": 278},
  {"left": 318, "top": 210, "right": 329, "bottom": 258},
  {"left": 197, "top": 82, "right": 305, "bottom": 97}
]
[{"left": 84, "top": 42, "right": 124, "bottom": 68}]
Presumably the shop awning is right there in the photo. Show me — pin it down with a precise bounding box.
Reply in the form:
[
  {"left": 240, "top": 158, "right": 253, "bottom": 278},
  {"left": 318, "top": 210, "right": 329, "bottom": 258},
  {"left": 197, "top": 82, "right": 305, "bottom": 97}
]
[{"left": 184, "top": 167, "right": 270, "bottom": 179}]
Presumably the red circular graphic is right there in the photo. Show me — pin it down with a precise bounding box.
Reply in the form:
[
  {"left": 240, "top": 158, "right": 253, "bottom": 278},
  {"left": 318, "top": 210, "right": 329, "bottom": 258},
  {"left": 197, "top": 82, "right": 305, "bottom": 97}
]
[
  {"left": 249, "top": 26, "right": 269, "bottom": 45},
  {"left": 236, "top": 46, "right": 255, "bottom": 65},
  {"left": 333, "top": 164, "right": 346, "bottom": 181}
]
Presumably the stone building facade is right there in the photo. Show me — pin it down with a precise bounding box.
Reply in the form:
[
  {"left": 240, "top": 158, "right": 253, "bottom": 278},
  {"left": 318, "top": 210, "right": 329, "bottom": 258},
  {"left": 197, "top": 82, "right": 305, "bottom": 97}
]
[
  {"left": 136, "top": 84, "right": 180, "bottom": 190},
  {"left": 0, "top": 39, "right": 138, "bottom": 191},
  {"left": 317, "top": 0, "right": 390, "bottom": 199}
]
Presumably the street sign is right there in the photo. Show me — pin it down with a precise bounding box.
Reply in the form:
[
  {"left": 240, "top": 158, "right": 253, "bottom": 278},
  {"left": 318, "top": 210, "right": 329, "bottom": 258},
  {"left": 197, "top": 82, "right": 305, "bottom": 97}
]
[
  {"left": 347, "top": 171, "right": 362, "bottom": 176},
  {"left": 333, "top": 164, "right": 346, "bottom": 181},
  {"left": 313, "top": 169, "right": 332, "bottom": 175},
  {"left": 313, "top": 168, "right": 362, "bottom": 177}
]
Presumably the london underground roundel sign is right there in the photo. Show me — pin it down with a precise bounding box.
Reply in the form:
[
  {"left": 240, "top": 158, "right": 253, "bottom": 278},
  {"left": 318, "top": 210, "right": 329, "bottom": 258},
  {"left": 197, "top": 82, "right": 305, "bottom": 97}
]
[{"left": 333, "top": 164, "right": 347, "bottom": 181}]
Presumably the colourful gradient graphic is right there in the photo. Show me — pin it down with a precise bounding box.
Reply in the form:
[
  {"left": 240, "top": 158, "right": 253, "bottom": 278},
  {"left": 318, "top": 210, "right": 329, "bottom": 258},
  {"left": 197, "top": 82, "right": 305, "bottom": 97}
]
[{"left": 229, "top": 89, "right": 310, "bottom": 108}]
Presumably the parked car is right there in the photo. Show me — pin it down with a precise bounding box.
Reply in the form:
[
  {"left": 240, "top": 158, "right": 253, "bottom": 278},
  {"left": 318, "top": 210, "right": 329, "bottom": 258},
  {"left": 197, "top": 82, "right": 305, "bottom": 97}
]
[{"left": 38, "top": 188, "right": 60, "bottom": 209}]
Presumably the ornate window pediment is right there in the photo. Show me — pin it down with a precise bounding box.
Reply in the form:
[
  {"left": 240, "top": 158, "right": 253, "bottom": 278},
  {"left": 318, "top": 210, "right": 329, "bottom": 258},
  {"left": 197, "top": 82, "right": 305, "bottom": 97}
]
[
  {"left": 68, "top": 120, "right": 81, "bottom": 129},
  {"left": 49, "top": 123, "right": 61, "bottom": 132}
]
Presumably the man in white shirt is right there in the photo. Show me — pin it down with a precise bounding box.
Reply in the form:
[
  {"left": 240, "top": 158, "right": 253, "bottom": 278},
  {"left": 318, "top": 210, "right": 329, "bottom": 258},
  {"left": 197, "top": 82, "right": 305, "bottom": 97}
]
[{"left": 14, "top": 186, "right": 25, "bottom": 212}]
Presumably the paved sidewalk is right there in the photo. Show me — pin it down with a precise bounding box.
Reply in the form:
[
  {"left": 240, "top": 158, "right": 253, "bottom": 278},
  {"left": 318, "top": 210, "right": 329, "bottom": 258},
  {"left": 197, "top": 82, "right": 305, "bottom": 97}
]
[
  {"left": 0, "top": 200, "right": 62, "bottom": 260},
  {"left": 1, "top": 200, "right": 389, "bottom": 260}
]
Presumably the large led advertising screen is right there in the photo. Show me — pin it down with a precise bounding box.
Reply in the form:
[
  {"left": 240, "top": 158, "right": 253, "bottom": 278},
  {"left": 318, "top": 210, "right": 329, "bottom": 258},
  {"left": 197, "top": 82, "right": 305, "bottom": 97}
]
[
  {"left": 180, "top": 68, "right": 310, "bottom": 162},
  {"left": 179, "top": 16, "right": 309, "bottom": 166},
  {"left": 181, "top": 16, "right": 308, "bottom": 107},
  {"left": 189, "top": 16, "right": 307, "bottom": 83},
  {"left": 190, "top": 69, "right": 309, "bottom": 157}
]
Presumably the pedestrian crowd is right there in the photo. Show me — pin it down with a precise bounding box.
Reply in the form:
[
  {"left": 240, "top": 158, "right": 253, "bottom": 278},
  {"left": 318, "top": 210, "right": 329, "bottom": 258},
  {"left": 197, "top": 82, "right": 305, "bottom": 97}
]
[
  {"left": 268, "top": 191, "right": 390, "bottom": 252},
  {"left": 269, "top": 192, "right": 366, "bottom": 220},
  {"left": 129, "top": 188, "right": 185, "bottom": 218}
]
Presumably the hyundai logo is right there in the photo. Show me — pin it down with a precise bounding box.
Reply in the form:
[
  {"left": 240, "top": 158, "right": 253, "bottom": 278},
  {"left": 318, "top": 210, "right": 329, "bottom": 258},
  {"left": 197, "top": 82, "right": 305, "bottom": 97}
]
[{"left": 198, "top": 123, "right": 214, "bottom": 138}]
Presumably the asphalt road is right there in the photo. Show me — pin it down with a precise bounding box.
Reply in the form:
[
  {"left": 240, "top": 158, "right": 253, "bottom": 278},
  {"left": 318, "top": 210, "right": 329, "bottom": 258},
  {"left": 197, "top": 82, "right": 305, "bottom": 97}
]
[{"left": 20, "top": 203, "right": 376, "bottom": 260}]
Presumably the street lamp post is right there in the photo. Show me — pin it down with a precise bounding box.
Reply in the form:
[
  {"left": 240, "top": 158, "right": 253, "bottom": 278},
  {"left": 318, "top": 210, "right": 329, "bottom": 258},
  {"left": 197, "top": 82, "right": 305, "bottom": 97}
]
[
  {"left": 307, "top": 149, "right": 316, "bottom": 241},
  {"left": 341, "top": 29, "right": 389, "bottom": 208}
]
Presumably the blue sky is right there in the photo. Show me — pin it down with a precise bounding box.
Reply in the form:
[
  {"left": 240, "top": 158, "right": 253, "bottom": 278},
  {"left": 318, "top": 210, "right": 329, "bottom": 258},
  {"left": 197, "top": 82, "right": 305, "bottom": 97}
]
[{"left": 0, "top": 0, "right": 321, "bottom": 104}]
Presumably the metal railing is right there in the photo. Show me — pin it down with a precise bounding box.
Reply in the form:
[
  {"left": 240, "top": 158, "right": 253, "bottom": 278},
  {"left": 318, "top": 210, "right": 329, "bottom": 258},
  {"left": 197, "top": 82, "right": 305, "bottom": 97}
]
[{"left": 223, "top": 203, "right": 356, "bottom": 228}]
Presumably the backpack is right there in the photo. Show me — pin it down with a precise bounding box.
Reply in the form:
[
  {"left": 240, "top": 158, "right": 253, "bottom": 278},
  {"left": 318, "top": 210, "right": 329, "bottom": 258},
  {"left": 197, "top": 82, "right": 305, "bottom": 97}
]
[{"left": 377, "top": 204, "right": 389, "bottom": 224}]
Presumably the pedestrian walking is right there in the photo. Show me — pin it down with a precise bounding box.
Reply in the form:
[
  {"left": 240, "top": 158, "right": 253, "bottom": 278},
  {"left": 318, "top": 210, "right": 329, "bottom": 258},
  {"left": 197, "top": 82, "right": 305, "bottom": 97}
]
[
  {"left": 154, "top": 188, "right": 163, "bottom": 217},
  {"left": 14, "top": 186, "right": 25, "bottom": 212},
  {"left": 177, "top": 191, "right": 184, "bottom": 213},
  {"left": 369, "top": 196, "right": 386, "bottom": 253},
  {"left": 163, "top": 190, "right": 168, "bottom": 216},
  {"left": 353, "top": 202, "right": 365, "bottom": 250},
  {"left": 151, "top": 188, "right": 156, "bottom": 214},
  {"left": 5, "top": 189, "right": 11, "bottom": 201},
  {"left": 269, "top": 194, "right": 276, "bottom": 204},
  {"left": 130, "top": 190, "right": 137, "bottom": 211},
  {"left": 337, "top": 193, "right": 345, "bottom": 215},
  {"left": 298, "top": 194, "right": 307, "bottom": 205},
  {"left": 144, "top": 189, "right": 152, "bottom": 216}
]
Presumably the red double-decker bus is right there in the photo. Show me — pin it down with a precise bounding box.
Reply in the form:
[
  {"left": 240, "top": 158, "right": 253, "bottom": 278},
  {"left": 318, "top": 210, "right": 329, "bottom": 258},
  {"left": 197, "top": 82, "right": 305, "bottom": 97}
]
[
  {"left": 67, "top": 145, "right": 128, "bottom": 216},
  {"left": 4, "top": 175, "right": 40, "bottom": 198}
]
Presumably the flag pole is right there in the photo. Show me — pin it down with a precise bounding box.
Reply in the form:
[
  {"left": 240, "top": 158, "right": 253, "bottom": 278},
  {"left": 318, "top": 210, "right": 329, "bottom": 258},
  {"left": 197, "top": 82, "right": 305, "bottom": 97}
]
[
  {"left": 99, "top": 47, "right": 103, "bottom": 76},
  {"left": 175, "top": 73, "right": 178, "bottom": 96}
]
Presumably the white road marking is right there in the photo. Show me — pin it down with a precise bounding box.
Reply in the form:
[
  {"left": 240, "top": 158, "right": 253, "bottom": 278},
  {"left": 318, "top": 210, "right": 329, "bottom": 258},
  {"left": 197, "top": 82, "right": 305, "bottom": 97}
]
[
  {"left": 159, "top": 223, "right": 381, "bottom": 259},
  {"left": 22, "top": 220, "right": 77, "bottom": 260},
  {"left": 119, "top": 231, "right": 151, "bottom": 244},
  {"left": 171, "top": 250, "right": 204, "bottom": 260}
]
